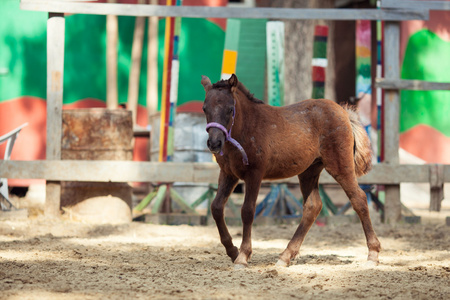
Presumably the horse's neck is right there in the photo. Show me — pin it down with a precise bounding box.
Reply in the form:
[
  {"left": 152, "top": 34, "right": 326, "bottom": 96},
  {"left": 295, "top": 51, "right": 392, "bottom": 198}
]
[{"left": 234, "top": 91, "right": 265, "bottom": 128}]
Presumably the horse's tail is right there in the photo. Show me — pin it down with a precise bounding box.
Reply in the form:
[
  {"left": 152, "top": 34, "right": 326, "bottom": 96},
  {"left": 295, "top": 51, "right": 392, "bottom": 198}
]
[{"left": 345, "top": 106, "right": 372, "bottom": 177}]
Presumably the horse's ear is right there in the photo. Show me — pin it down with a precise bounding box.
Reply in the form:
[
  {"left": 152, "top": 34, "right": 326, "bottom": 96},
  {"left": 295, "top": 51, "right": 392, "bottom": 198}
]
[
  {"left": 228, "top": 74, "right": 239, "bottom": 93},
  {"left": 201, "top": 75, "right": 212, "bottom": 92},
  {"left": 228, "top": 74, "right": 238, "bottom": 88}
]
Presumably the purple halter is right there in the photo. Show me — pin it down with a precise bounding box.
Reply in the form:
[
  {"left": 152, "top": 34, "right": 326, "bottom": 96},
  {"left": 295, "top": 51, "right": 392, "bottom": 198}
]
[{"left": 205, "top": 100, "right": 249, "bottom": 166}]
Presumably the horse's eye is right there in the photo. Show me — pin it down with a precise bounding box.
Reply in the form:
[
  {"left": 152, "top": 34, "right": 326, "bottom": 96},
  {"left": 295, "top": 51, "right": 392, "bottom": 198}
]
[
  {"left": 202, "top": 106, "right": 206, "bottom": 112},
  {"left": 228, "top": 108, "right": 233, "bottom": 114}
]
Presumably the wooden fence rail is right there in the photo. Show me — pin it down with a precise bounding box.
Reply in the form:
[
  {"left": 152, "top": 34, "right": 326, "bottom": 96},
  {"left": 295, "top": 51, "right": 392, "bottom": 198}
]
[
  {"left": 21, "top": 0, "right": 429, "bottom": 20},
  {"left": 1, "top": 161, "right": 449, "bottom": 185},
  {"left": 382, "top": 0, "right": 450, "bottom": 10},
  {"left": 375, "top": 78, "right": 450, "bottom": 91}
]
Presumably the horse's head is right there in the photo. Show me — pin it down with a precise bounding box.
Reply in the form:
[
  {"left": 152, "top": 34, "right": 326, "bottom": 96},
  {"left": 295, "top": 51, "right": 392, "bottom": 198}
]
[{"left": 201, "top": 74, "right": 239, "bottom": 154}]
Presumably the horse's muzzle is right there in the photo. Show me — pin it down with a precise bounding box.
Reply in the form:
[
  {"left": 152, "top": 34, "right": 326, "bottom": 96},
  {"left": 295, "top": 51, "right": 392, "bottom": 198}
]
[
  {"left": 207, "top": 138, "right": 223, "bottom": 154},
  {"left": 206, "top": 124, "right": 227, "bottom": 155}
]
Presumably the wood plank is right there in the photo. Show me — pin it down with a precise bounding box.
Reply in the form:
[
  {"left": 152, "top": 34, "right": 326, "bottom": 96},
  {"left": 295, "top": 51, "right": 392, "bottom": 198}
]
[
  {"left": 0, "top": 209, "right": 29, "bottom": 221},
  {"left": 382, "top": 0, "right": 450, "bottom": 10},
  {"left": 46, "top": 13, "right": 64, "bottom": 161},
  {"left": 444, "top": 163, "right": 450, "bottom": 183},
  {"left": 383, "top": 22, "right": 400, "bottom": 165},
  {"left": 106, "top": 0, "right": 118, "bottom": 109},
  {"left": 146, "top": 0, "right": 159, "bottom": 116},
  {"left": 0, "top": 160, "right": 446, "bottom": 184},
  {"left": 20, "top": 1, "right": 429, "bottom": 20},
  {"left": 45, "top": 13, "right": 65, "bottom": 218},
  {"left": 429, "top": 164, "right": 444, "bottom": 212},
  {"left": 383, "top": 21, "right": 402, "bottom": 224},
  {"left": 0, "top": 161, "right": 206, "bottom": 183},
  {"left": 45, "top": 181, "right": 61, "bottom": 217},
  {"left": 127, "top": 0, "right": 146, "bottom": 125},
  {"left": 385, "top": 185, "right": 401, "bottom": 224},
  {"left": 376, "top": 78, "right": 450, "bottom": 91}
]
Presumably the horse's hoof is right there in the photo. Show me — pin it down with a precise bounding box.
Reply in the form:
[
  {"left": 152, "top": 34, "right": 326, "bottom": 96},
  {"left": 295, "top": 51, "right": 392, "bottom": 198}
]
[
  {"left": 233, "top": 263, "right": 247, "bottom": 270},
  {"left": 275, "top": 259, "right": 289, "bottom": 267},
  {"left": 364, "top": 260, "right": 379, "bottom": 267},
  {"left": 367, "top": 251, "right": 379, "bottom": 267},
  {"left": 229, "top": 247, "right": 239, "bottom": 262}
]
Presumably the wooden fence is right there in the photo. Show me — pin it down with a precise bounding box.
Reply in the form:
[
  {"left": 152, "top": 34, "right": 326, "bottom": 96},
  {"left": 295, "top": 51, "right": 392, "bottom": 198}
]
[{"left": 1, "top": 0, "right": 450, "bottom": 222}]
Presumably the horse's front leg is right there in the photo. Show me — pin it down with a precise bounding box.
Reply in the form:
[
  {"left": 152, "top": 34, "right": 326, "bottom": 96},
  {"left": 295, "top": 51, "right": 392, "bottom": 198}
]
[
  {"left": 212, "top": 170, "right": 240, "bottom": 262},
  {"left": 234, "top": 175, "right": 262, "bottom": 269}
]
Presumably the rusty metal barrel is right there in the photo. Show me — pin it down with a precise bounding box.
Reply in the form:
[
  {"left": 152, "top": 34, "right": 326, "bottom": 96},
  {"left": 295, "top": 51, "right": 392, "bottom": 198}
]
[{"left": 60, "top": 108, "right": 133, "bottom": 214}]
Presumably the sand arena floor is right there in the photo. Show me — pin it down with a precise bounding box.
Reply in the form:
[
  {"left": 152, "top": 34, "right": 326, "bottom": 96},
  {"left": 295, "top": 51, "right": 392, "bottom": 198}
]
[{"left": 0, "top": 216, "right": 449, "bottom": 300}]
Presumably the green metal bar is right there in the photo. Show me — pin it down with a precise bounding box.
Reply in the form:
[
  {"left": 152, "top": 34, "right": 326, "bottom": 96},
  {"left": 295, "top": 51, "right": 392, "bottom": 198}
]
[
  {"left": 134, "top": 190, "right": 158, "bottom": 211},
  {"left": 206, "top": 190, "right": 214, "bottom": 218},
  {"left": 151, "top": 184, "right": 168, "bottom": 214},
  {"left": 318, "top": 187, "right": 330, "bottom": 217},
  {"left": 170, "top": 188, "right": 198, "bottom": 214},
  {"left": 319, "top": 185, "right": 338, "bottom": 215},
  {"left": 190, "top": 189, "right": 211, "bottom": 209}
]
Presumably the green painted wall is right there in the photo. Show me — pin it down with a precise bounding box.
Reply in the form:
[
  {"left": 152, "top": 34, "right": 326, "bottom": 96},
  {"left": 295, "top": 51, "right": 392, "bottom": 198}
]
[
  {"left": 400, "top": 29, "right": 450, "bottom": 137},
  {"left": 234, "top": 19, "right": 267, "bottom": 101},
  {"left": 0, "top": 0, "right": 225, "bottom": 108},
  {"left": 0, "top": 0, "right": 47, "bottom": 101}
]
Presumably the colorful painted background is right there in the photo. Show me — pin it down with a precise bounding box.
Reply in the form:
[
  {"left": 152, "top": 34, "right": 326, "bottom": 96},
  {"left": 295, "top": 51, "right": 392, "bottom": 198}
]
[
  {"left": 400, "top": 10, "right": 450, "bottom": 164},
  {"left": 0, "top": 0, "right": 227, "bottom": 186},
  {"left": 2, "top": 1, "right": 450, "bottom": 187}
]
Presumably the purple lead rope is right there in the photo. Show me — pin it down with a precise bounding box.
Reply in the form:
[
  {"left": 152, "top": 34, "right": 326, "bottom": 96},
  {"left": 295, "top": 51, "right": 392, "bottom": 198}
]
[{"left": 206, "top": 119, "right": 249, "bottom": 166}]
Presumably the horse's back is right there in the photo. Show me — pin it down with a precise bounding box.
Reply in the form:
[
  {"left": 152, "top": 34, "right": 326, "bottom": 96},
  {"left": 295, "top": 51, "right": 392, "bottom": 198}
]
[
  {"left": 280, "top": 98, "right": 351, "bottom": 134},
  {"left": 264, "top": 99, "right": 356, "bottom": 178},
  {"left": 256, "top": 99, "right": 348, "bottom": 179},
  {"left": 289, "top": 99, "right": 370, "bottom": 178}
]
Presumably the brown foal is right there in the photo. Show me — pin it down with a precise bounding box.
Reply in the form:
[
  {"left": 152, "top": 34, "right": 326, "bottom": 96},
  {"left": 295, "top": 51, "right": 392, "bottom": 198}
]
[{"left": 201, "top": 74, "right": 381, "bottom": 269}]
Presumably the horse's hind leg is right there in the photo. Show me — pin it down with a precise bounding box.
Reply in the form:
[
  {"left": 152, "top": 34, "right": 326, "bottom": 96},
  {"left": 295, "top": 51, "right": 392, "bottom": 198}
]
[
  {"left": 325, "top": 164, "right": 381, "bottom": 264},
  {"left": 277, "top": 163, "right": 324, "bottom": 267},
  {"left": 212, "top": 170, "right": 240, "bottom": 262}
]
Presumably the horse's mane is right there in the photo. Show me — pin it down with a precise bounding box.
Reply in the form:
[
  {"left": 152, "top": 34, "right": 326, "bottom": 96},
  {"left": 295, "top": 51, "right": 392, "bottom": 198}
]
[{"left": 212, "top": 80, "right": 264, "bottom": 104}]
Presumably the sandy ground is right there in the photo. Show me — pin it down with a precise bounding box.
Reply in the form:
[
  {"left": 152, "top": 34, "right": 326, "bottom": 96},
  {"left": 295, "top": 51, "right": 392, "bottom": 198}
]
[
  {"left": 1, "top": 216, "right": 449, "bottom": 300},
  {"left": 2, "top": 148, "right": 450, "bottom": 299}
]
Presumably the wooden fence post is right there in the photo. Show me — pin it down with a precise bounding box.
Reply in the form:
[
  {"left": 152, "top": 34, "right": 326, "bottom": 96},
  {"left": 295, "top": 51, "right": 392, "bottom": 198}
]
[
  {"left": 147, "top": 0, "right": 159, "bottom": 116},
  {"left": 128, "top": 0, "right": 147, "bottom": 125},
  {"left": 429, "top": 164, "right": 444, "bottom": 211},
  {"left": 383, "top": 21, "right": 401, "bottom": 224},
  {"left": 106, "top": 0, "right": 118, "bottom": 109},
  {"left": 45, "top": 12, "right": 65, "bottom": 218}
]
